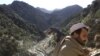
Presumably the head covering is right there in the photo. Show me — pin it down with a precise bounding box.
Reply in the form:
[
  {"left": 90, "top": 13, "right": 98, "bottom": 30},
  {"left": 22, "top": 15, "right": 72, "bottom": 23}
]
[{"left": 70, "top": 23, "right": 89, "bottom": 34}]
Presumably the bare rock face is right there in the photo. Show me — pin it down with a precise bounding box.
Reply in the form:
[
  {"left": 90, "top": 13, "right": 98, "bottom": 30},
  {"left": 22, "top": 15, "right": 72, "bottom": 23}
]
[
  {"left": 27, "top": 28, "right": 65, "bottom": 56},
  {"left": 90, "top": 49, "right": 100, "bottom": 56}
]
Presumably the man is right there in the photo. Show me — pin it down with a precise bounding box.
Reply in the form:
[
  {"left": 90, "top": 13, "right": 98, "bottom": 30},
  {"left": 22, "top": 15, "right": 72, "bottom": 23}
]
[{"left": 53, "top": 23, "right": 90, "bottom": 56}]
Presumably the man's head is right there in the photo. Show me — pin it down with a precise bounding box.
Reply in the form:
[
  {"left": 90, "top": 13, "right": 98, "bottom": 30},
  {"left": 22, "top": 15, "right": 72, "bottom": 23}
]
[{"left": 70, "top": 23, "right": 89, "bottom": 46}]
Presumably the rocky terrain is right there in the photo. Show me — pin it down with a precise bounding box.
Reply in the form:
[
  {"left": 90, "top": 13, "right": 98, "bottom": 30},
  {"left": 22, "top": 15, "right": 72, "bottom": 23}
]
[{"left": 0, "top": 0, "right": 100, "bottom": 56}]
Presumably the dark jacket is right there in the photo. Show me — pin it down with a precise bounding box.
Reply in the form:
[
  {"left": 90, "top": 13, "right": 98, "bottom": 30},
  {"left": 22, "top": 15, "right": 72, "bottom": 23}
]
[{"left": 52, "top": 36, "right": 89, "bottom": 56}]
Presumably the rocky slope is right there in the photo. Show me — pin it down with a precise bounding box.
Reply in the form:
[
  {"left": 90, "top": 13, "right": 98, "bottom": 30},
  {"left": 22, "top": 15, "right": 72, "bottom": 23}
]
[
  {"left": 0, "top": 1, "right": 91, "bottom": 56},
  {"left": 0, "top": 4, "right": 46, "bottom": 56},
  {"left": 28, "top": 28, "right": 65, "bottom": 56},
  {"left": 48, "top": 5, "right": 83, "bottom": 28}
]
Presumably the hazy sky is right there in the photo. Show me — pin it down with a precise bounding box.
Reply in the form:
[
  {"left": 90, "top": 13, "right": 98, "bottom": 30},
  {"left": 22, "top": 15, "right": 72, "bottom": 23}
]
[{"left": 0, "top": 0, "right": 94, "bottom": 10}]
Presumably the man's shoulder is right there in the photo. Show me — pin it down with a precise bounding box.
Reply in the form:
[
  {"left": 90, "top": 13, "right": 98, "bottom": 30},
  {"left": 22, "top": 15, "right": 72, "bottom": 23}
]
[
  {"left": 60, "top": 36, "right": 82, "bottom": 51},
  {"left": 64, "top": 36, "right": 74, "bottom": 45},
  {"left": 63, "top": 36, "right": 71, "bottom": 42},
  {"left": 59, "top": 43, "right": 78, "bottom": 56},
  {"left": 60, "top": 36, "right": 73, "bottom": 50}
]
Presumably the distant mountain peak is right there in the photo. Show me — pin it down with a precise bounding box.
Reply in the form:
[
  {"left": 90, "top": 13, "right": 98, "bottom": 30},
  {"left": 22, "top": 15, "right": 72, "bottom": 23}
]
[
  {"left": 12, "top": 1, "right": 25, "bottom": 4},
  {"left": 36, "top": 7, "right": 53, "bottom": 14},
  {"left": 11, "top": 1, "right": 34, "bottom": 8}
]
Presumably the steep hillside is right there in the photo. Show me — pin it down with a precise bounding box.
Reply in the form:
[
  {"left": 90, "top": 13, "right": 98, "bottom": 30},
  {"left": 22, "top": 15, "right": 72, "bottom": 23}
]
[
  {"left": 49, "top": 5, "right": 83, "bottom": 27},
  {"left": 0, "top": 4, "right": 46, "bottom": 56},
  {"left": 9, "top": 1, "right": 50, "bottom": 31}
]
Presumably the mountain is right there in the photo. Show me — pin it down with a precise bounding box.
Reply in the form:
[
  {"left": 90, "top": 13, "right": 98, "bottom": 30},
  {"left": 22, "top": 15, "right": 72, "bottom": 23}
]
[
  {"left": 9, "top": 1, "right": 50, "bottom": 31},
  {"left": 9, "top": 1, "right": 83, "bottom": 30},
  {"left": 48, "top": 5, "right": 83, "bottom": 28}
]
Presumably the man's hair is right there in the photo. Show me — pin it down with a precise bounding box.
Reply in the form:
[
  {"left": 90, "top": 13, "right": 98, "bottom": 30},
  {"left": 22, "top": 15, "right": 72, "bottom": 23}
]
[{"left": 71, "top": 27, "right": 88, "bottom": 35}]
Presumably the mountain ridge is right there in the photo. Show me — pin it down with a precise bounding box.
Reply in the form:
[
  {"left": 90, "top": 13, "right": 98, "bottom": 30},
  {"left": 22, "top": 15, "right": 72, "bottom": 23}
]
[{"left": 8, "top": 1, "right": 83, "bottom": 31}]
